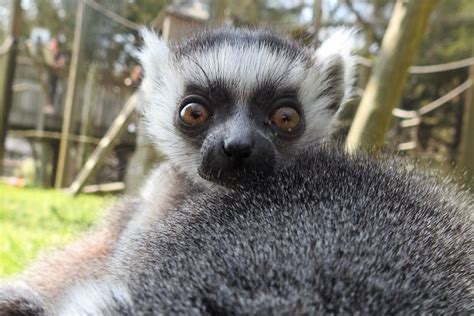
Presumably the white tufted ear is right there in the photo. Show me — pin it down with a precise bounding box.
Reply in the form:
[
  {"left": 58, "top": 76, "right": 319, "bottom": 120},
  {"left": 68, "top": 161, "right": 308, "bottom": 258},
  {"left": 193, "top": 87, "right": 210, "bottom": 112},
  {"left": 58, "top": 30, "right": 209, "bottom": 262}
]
[
  {"left": 138, "top": 28, "right": 171, "bottom": 90},
  {"left": 313, "top": 28, "right": 357, "bottom": 110},
  {"left": 139, "top": 27, "right": 170, "bottom": 69},
  {"left": 138, "top": 27, "right": 188, "bottom": 164}
]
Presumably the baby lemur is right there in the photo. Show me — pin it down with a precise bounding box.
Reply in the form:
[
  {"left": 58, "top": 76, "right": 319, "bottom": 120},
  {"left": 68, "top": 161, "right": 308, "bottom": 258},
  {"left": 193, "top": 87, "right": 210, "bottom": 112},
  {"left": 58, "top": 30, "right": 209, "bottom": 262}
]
[{"left": 1, "top": 28, "right": 472, "bottom": 314}]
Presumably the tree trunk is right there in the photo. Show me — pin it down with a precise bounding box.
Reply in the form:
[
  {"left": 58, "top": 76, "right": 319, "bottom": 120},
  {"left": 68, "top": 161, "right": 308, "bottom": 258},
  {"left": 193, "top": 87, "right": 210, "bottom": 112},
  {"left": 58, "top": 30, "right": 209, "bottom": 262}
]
[{"left": 345, "top": 0, "right": 439, "bottom": 153}]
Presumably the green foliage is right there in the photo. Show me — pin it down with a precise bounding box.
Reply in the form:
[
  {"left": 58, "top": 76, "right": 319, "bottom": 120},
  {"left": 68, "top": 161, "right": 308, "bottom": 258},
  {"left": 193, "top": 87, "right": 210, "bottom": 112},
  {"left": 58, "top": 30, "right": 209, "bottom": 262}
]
[
  {"left": 0, "top": 184, "right": 114, "bottom": 276},
  {"left": 420, "top": 0, "right": 474, "bottom": 63}
]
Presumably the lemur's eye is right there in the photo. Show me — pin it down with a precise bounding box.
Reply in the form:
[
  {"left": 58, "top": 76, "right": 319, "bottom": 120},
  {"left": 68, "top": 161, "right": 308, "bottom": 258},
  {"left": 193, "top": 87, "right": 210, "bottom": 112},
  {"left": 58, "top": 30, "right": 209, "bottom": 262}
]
[
  {"left": 179, "top": 103, "right": 210, "bottom": 128},
  {"left": 270, "top": 107, "right": 301, "bottom": 133}
]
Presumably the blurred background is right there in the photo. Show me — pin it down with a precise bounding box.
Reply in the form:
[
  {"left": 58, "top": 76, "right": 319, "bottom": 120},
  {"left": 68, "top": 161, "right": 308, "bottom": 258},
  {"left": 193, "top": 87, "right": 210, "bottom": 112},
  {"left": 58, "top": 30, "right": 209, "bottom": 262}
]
[{"left": 0, "top": 0, "right": 472, "bottom": 275}]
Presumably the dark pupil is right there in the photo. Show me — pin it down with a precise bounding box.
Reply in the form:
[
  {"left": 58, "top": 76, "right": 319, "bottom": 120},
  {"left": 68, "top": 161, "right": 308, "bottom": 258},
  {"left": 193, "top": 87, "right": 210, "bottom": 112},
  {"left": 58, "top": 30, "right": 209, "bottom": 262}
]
[
  {"left": 191, "top": 108, "right": 201, "bottom": 119},
  {"left": 281, "top": 112, "right": 291, "bottom": 123}
]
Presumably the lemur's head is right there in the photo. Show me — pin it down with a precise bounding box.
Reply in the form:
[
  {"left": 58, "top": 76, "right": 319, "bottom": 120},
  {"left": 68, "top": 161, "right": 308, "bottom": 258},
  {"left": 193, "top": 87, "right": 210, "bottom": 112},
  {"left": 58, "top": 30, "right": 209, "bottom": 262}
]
[{"left": 140, "top": 28, "right": 355, "bottom": 185}]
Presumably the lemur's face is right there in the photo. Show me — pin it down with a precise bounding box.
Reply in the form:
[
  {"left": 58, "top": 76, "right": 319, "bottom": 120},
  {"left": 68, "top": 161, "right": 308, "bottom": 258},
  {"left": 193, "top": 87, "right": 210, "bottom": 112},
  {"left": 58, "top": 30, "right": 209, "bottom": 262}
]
[{"left": 140, "top": 28, "right": 354, "bottom": 185}]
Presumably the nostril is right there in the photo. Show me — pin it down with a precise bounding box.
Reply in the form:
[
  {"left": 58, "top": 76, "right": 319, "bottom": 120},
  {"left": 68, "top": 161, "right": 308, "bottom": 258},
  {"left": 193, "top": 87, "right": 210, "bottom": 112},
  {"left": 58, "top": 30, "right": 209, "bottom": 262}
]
[
  {"left": 237, "top": 145, "right": 252, "bottom": 158},
  {"left": 223, "top": 141, "right": 253, "bottom": 159}
]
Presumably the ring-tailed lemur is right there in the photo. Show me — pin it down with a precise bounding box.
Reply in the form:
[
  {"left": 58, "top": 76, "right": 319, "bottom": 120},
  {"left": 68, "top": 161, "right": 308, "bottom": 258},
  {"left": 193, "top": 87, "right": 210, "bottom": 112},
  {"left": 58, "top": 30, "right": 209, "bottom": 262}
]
[
  {"left": 2, "top": 28, "right": 472, "bottom": 315},
  {"left": 0, "top": 27, "right": 357, "bottom": 315}
]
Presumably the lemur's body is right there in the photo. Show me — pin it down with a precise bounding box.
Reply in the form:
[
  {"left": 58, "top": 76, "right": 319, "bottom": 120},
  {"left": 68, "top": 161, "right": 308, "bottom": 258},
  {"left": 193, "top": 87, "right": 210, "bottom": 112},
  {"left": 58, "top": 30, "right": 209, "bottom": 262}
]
[
  {"left": 0, "top": 28, "right": 472, "bottom": 315},
  {"left": 59, "top": 147, "right": 474, "bottom": 315}
]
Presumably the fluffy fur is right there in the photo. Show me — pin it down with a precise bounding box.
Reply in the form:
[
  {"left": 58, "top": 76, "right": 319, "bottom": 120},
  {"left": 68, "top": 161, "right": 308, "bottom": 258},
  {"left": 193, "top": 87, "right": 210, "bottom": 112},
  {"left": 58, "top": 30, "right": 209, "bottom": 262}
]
[{"left": 60, "top": 147, "right": 473, "bottom": 314}]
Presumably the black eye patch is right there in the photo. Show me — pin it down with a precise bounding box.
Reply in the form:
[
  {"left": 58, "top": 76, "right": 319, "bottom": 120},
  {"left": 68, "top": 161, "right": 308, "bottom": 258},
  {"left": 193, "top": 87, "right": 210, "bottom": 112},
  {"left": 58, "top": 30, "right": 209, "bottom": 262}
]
[
  {"left": 183, "top": 81, "right": 233, "bottom": 109},
  {"left": 249, "top": 84, "right": 299, "bottom": 111}
]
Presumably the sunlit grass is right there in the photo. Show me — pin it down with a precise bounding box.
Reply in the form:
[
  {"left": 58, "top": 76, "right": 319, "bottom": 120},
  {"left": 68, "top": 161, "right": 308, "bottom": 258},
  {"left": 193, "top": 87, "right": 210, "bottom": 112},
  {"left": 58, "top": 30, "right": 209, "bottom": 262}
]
[{"left": 0, "top": 184, "right": 114, "bottom": 276}]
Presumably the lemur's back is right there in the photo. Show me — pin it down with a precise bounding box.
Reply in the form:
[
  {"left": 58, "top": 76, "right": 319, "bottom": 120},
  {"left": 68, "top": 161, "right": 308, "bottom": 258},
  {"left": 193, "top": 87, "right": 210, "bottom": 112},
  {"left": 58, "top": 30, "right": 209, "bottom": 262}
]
[{"left": 104, "top": 148, "right": 473, "bottom": 315}]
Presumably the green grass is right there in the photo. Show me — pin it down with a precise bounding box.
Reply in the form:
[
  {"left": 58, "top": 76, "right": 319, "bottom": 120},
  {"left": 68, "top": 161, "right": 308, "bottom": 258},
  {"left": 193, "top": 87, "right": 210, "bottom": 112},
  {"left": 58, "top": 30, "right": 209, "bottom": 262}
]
[{"left": 0, "top": 184, "right": 115, "bottom": 276}]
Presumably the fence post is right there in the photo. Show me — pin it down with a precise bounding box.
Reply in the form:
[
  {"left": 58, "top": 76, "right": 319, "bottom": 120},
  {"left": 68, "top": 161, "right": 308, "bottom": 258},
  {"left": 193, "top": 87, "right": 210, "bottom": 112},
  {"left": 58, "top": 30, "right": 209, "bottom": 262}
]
[
  {"left": 55, "top": 0, "right": 85, "bottom": 188},
  {"left": 0, "top": 0, "right": 21, "bottom": 175},
  {"left": 76, "top": 64, "right": 97, "bottom": 171},
  {"left": 312, "top": 0, "right": 322, "bottom": 47},
  {"left": 459, "top": 64, "right": 474, "bottom": 189}
]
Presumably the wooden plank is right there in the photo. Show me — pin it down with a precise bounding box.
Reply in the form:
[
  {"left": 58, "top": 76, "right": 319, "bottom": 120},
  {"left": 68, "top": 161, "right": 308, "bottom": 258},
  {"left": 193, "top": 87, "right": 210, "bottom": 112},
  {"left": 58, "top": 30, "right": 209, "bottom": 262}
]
[
  {"left": 8, "top": 129, "right": 101, "bottom": 144},
  {"left": 68, "top": 92, "right": 138, "bottom": 195},
  {"left": 82, "top": 181, "right": 125, "bottom": 194},
  {"left": 55, "top": 0, "right": 85, "bottom": 188},
  {"left": 0, "top": 0, "right": 21, "bottom": 175}
]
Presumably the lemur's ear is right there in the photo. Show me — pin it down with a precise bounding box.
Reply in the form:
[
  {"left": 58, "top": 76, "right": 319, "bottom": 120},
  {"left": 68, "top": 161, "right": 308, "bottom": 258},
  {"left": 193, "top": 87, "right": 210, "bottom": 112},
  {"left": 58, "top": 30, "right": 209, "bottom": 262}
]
[
  {"left": 312, "top": 29, "right": 356, "bottom": 111},
  {"left": 138, "top": 28, "right": 170, "bottom": 82}
]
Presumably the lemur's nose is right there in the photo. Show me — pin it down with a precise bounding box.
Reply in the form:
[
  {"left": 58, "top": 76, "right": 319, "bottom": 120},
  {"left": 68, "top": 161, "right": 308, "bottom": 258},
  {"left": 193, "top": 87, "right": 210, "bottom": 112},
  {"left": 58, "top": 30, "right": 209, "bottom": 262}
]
[{"left": 222, "top": 139, "right": 253, "bottom": 160}]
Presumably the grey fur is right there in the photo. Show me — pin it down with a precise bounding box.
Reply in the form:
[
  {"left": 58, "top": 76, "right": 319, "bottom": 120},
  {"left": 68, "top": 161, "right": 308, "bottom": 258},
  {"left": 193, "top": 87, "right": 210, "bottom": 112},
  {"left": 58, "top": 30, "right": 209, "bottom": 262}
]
[
  {"left": 0, "top": 282, "right": 45, "bottom": 316},
  {"left": 69, "top": 147, "right": 473, "bottom": 315}
]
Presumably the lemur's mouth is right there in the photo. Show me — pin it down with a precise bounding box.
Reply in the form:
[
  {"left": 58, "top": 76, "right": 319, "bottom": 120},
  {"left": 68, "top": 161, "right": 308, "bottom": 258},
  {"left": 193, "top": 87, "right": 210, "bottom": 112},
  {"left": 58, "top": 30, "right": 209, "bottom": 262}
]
[
  {"left": 197, "top": 166, "right": 242, "bottom": 185},
  {"left": 197, "top": 162, "right": 274, "bottom": 186},
  {"left": 197, "top": 167, "right": 215, "bottom": 182}
]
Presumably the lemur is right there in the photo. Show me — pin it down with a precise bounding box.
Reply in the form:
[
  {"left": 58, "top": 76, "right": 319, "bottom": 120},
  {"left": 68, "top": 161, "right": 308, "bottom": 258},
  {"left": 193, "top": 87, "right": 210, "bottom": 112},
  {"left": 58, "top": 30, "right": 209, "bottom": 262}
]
[
  {"left": 1, "top": 28, "right": 472, "bottom": 314},
  {"left": 0, "top": 27, "right": 355, "bottom": 314}
]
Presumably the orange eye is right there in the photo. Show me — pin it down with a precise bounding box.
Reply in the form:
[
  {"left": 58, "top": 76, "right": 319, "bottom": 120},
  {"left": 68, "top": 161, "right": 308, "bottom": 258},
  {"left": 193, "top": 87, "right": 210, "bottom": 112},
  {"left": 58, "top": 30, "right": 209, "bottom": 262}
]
[
  {"left": 270, "top": 107, "right": 301, "bottom": 132},
  {"left": 179, "top": 103, "right": 210, "bottom": 127}
]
